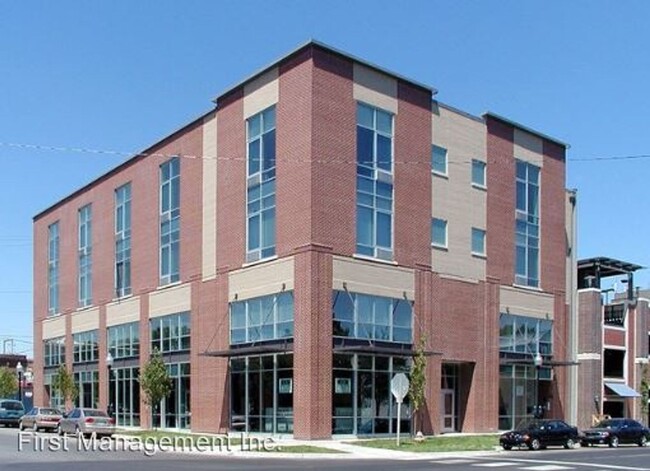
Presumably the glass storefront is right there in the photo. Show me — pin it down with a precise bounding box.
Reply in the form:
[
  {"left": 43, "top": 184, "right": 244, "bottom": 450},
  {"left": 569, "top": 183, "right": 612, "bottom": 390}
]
[
  {"left": 230, "top": 353, "right": 293, "bottom": 434},
  {"left": 44, "top": 372, "right": 64, "bottom": 410},
  {"left": 152, "top": 362, "right": 190, "bottom": 429},
  {"left": 109, "top": 367, "right": 140, "bottom": 427},
  {"left": 74, "top": 370, "right": 99, "bottom": 409},
  {"left": 332, "top": 354, "right": 411, "bottom": 435},
  {"left": 499, "top": 365, "right": 551, "bottom": 430}
]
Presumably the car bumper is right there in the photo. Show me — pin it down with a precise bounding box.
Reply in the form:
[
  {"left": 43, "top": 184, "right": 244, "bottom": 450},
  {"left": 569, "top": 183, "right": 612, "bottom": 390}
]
[
  {"left": 36, "top": 420, "right": 61, "bottom": 430},
  {"left": 500, "top": 437, "right": 527, "bottom": 447},
  {"left": 0, "top": 418, "right": 21, "bottom": 425},
  {"left": 81, "top": 425, "right": 116, "bottom": 436},
  {"left": 581, "top": 436, "right": 609, "bottom": 445}
]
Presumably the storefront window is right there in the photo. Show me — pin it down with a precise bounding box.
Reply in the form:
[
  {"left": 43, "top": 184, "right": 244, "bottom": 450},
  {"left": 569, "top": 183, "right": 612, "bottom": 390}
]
[{"left": 109, "top": 367, "right": 140, "bottom": 427}]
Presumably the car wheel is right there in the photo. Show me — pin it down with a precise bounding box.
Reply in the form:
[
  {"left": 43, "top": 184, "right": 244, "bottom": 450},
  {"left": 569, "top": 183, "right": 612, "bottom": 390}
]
[
  {"left": 564, "top": 438, "right": 576, "bottom": 449},
  {"left": 32, "top": 422, "right": 39, "bottom": 433},
  {"left": 638, "top": 435, "right": 648, "bottom": 447},
  {"left": 528, "top": 438, "right": 541, "bottom": 451},
  {"left": 502, "top": 444, "right": 512, "bottom": 450},
  {"left": 57, "top": 425, "right": 63, "bottom": 436},
  {"left": 75, "top": 426, "right": 83, "bottom": 439},
  {"left": 18, "top": 422, "right": 24, "bottom": 431},
  {"left": 609, "top": 435, "right": 619, "bottom": 448}
]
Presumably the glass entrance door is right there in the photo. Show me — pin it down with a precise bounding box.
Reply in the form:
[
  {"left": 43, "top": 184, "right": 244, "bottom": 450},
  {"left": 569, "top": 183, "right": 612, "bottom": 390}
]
[{"left": 441, "top": 389, "right": 456, "bottom": 432}]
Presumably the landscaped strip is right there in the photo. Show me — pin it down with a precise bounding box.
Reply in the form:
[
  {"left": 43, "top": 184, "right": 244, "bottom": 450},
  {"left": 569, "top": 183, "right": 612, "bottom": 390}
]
[{"left": 352, "top": 435, "right": 499, "bottom": 452}]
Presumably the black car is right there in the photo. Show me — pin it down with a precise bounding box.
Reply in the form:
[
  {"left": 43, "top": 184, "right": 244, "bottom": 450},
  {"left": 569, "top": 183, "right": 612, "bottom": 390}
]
[
  {"left": 500, "top": 419, "right": 580, "bottom": 450},
  {"left": 582, "top": 418, "right": 649, "bottom": 447}
]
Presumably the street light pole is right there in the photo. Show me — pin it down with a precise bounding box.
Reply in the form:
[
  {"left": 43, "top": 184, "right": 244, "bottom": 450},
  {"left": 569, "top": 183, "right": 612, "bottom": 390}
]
[
  {"left": 106, "top": 353, "right": 114, "bottom": 419},
  {"left": 16, "top": 362, "right": 24, "bottom": 404},
  {"left": 533, "top": 352, "right": 543, "bottom": 419}
]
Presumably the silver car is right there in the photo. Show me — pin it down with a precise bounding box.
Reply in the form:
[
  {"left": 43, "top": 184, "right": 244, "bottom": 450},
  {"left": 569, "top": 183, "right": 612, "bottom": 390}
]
[
  {"left": 57, "top": 408, "right": 115, "bottom": 438},
  {"left": 19, "top": 407, "right": 63, "bottom": 432}
]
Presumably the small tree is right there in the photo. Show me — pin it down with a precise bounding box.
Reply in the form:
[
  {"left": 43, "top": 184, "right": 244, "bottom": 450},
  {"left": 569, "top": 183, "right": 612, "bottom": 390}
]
[
  {"left": 640, "top": 364, "right": 650, "bottom": 425},
  {"left": 409, "top": 335, "right": 427, "bottom": 436},
  {"left": 0, "top": 367, "right": 18, "bottom": 398},
  {"left": 139, "top": 349, "right": 172, "bottom": 429},
  {"left": 51, "top": 365, "right": 78, "bottom": 407}
]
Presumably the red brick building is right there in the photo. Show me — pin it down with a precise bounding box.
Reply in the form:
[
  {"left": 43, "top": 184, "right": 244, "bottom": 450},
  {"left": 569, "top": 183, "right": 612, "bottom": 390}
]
[{"left": 33, "top": 41, "right": 574, "bottom": 438}]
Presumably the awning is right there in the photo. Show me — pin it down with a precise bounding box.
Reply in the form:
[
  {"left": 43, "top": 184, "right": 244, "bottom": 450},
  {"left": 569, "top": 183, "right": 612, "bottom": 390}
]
[{"left": 605, "top": 382, "right": 642, "bottom": 398}]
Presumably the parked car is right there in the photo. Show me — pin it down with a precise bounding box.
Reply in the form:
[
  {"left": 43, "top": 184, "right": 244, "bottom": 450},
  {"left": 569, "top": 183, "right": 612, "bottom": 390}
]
[
  {"left": 19, "top": 407, "right": 63, "bottom": 432},
  {"left": 500, "top": 419, "right": 580, "bottom": 450},
  {"left": 57, "top": 408, "right": 115, "bottom": 438},
  {"left": 0, "top": 399, "right": 25, "bottom": 428},
  {"left": 582, "top": 418, "right": 649, "bottom": 447}
]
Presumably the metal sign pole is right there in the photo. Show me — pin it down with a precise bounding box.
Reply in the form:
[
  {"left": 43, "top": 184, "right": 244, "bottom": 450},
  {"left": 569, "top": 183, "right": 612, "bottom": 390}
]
[{"left": 396, "top": 400, "right": 401, "bottom": 446}]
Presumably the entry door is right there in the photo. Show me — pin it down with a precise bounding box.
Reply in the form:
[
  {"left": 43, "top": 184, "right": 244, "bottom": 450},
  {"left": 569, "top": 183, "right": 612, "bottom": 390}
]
[{"left": 441, "top": 389, "right": 456, "bottom": 432}]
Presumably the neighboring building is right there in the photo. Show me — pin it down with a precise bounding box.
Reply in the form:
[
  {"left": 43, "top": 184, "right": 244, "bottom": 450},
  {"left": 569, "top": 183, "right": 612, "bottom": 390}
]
[
  {"left": 33, "top": 40, "right": 573, "bottom": 438},
  {"left": 576, "top": 257, "right": 649, "bottom": 429}
]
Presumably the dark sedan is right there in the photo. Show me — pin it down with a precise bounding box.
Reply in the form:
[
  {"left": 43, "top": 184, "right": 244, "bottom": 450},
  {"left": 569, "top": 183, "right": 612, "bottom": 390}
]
[
  {"left": 500, "top": 419, "right": 580, "bottom": 451},
  {"left": 582, "top": 418, "right": 649, "bottom": 447}
]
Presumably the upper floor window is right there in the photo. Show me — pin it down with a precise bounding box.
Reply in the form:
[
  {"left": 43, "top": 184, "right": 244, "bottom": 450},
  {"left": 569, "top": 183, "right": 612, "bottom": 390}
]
[
  {"left": 72, "top": 330, "right": 99, "bottom": 364},
  {"left": 44, "top": 337, "right": 65, "bottom": 367},
  {"left": 47, "top": 222, "right": 60, "bottom": 315},
  {"left": 246, "top": 106, "right": 276, "bottom": 262},
  {"left": 108, "top": 321, "right": 140, "bottom": 359},
  {"left": 150, "top": 312, "right": 190, "bottom": 354},
  {"left": 432, "top": 145, "right": 448, "bottom": 176},
  {"left": 515, "top": 160, "right": 540, "bottom": 287},
  {"left": 160, "top": 157, "right": 180, "bottom": 285},
  {"left": 471, "top": 159, "right": 486, "bottom": 187},
  {"left": 115, "top": 183, "right": 132, "bottom": 298},
  {"left": 332, "top": 290, "right": 412, "bottom": 343},
  {"left": 230, "top": 291, "right": 293, "bottom": 345},
  {"left": 431, "top": 218, "right": 448, "bottom": 248},
  {"left": 499, "top": 313, "right": 552, "bottom": 355},
  {"left": 78, "top": 205, "right": 92, "bottom": 307},
  {"left": 471, "top": 227, "right": 486, "bottom": 256},
  {"left": 356, "top": 103, "right": 393, "bottom": 260}
]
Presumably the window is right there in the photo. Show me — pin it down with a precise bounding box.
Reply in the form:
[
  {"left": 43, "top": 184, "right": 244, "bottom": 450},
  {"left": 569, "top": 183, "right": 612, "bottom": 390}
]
[
  {"left": 78, "top": 205, "right": 92, "bottom": 307},
  {"left": 230, "top": 292, "right": 294, "bottom": 345},
  {"left": 108, "top": 322, "right": 140, "bottom": 359},
  {"left": 603, "top": 349, "right": 625, "bottom": 378},
  {"left": 73, "top": 330, "right": 99, "bottom": 363},
  {"left": 431, "top": 218, "right": 448, "bottom": 248},
  {"left": 471, "top": 227, "right": 486, "bottom": 256},
  {"left": 499, "top": 313, "right": 553, "bottom": 355},
  {"left": 604, "top": 304, "right": 625, "bottom": 327},
  {"left": 160, "top": 158, "right": 180, "bottom": 285},
  {"left": 150, "top": 312, "right": 190, "bottom": 354},
  {"left": 356, "top": 103, "right": 394, "bottom": 260},
  {"left": 471, "top": 159, "right": 486, "bottom": 187},
  {"left": 515, "top": 160, "right": 540, "bottom": 287},
  {"left": 246, "top": 106, "right": 276, "bottom": 262},
  {"left": 332, "top": 290, "right": 412, "bottom": 343},
  {"left": 47, "top": 222, "right": 60, "bottom": 315},
  {"left": 74, "top": 371, "right": 99, "bottom": 409},
  {"left": 115, "top": 183, "right": 132, "bottom": 298},
  {"left": 43, "top": 337, "right": 65, "bottom": 367},
  {"left": 432, "top": 145, "right": 448, "bottom": 175}
]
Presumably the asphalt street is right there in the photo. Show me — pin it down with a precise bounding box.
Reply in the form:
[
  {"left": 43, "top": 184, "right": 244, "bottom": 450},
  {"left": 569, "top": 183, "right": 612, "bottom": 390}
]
[{"left": 1, "top": 425, "right": 649, "bottom": 471}]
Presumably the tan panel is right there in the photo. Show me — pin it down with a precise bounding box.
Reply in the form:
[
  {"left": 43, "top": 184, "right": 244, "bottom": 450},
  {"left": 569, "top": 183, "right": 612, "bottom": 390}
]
[
  {"left": 500, "top": 285, "right": 555, "bottom": 319},
  {"left": 229, "top": 256, "right": 294, "bottom": 301},
  {"left": 106, "top": 296, "right": 140, "bottom": 327},
  {"left": 333, "top": 256, "right": 415, "bottom": 300},
  {"left": 431, "top": 104, "right": 487, "bottom": 281},
  {"left": 243, "top": 67, "right": 279, "bottom": 118},
  {"left": 149, "top": 283, "right": 192, "bottom": 318},
  {"left": 514, "top": 128, "right": 544, "bottom": 167},
  {"left": 42, "top": 316, "right": 66, "bottom": 340},
  {"left": 202, "top": 112, "right": 218, "bottom": 281},
  {"left": 353, "top": 63, "right": 398, "bottom": 113},
  {"left": 71, "top": 307, "right": 100, "bottom": 333}
]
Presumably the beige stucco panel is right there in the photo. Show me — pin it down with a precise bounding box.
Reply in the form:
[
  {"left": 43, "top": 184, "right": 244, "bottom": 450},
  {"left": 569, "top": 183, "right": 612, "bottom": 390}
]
[
  {"left": 149, "top": 283, "right": 192, "bottom": 318},
  {"left": 431, "top": 105, "right": 487, "bottom": 281},
  {"left": 202, "top": 112, "right": 217, "bottom": 281},
  {"left": 71, "top": 307, "right": 100, "bottom": 333},
  {"left": 106, "top": 296, "right": 140, "bottom": 327},
  {"left": 243, "top": 67, "right": 279, "bottom": 118},
  {"left": 500, "top": 285, "right": 555, "bottom": 320},
  {"left": 42, "top": 316, "right": 66, "bottom": 340},
  {"left": 514, "top": 128, "right": 544, "bottom": 167},
  {"left": 353, "top": 63, "right": 398, "bottom": 114},
  {"left": 229, "top": 257, "right": 294, "bottom": 301},
  {"left": 333, "top": 256, "right": 415, "bottom": 300}
]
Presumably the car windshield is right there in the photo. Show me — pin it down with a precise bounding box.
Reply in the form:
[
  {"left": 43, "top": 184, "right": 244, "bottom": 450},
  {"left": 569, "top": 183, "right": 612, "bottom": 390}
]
[
  {"left": 83, "top": 410, "right": 108, "bottom": 418},
  {"left": 523, "top": 421, "right": 547, "bottom": 430},
  {"left": 0, "top": 401, "right": 24, "bottom": 411},
  {"left": 39, "top": 408, "right": 60, "bottom": 415}
]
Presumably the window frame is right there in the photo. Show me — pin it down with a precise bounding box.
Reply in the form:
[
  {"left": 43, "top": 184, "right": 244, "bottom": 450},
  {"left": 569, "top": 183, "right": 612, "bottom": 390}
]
[
  {"left": 47, "top": 222, "right": 60, "bottom": 315},
  {"left": 471, "top": 159, "right": 487, "bottom": 188},
  {"left": 431, "top": 144, "right": 448, "bottom": 176},
  {"left": 514, "top": 160, "right": 541, "bottom": 288},
  {"left": 159, "top": 157, "right": 181, "bottom": 286},
  {"left": 431, "top": 217, "right": 448, "bottom": 249},
  {"left": 471, "top": 227, "right": 486, "bottom": 256},
  {"left": 115, "top": 183, "right": 132, "bottom": 298}
]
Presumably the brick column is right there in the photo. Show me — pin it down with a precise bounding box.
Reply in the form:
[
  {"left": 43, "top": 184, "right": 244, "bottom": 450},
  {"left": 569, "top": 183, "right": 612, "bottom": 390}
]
[{"left": 138, "top": 293, "right": 151, "bottom": 429}]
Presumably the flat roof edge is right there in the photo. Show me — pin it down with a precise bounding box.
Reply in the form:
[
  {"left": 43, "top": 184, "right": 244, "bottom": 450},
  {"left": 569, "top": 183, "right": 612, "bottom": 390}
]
[
  {"left": 435, "top": 100, "right": 484, "bottom": 123},
  {"left": 483, "top": 111, "right": 570, "bottom": 149}
]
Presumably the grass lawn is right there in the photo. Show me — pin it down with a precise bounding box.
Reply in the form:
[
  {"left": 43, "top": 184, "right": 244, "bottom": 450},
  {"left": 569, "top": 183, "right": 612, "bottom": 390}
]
[
  {"left": 353, "top": 435, "right": 499, "bottom": 452},
  {"left": 268, "top": 445, "right": 345, "bottom": 454}
]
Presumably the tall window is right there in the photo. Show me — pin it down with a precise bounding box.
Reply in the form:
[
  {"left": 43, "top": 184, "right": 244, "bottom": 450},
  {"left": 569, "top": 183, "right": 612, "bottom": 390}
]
[
  {"left": 72, "top": 330, "right": 99, "bottom": 363},
  {"left": 150, "top": 312, "right": 190, "bottom": 354},
  {"left": 78, "top": 205, "right": 92, "bottom": 307},
  {"left": 47, "top": 222, "right": 60, "bottom": 315},
  {"left": 230, "top": 292, "right": 293, "bottom": 345},
  {"left": 471, "top": 159, "right": 486, "bottom": 187},
  {"left": 115, "top": 183, "right": 132, "bottom": 297},
  {"left": 356, "top": 103, "right": 393, "bottom": 260},
  {"left": 515, "top": 160, "right": 540, "bottom": 287},
  {"left": 246, "top": 106, "right": 276, "bottom": 262},
  {"left": 499, "top": 313, "right": 552, "bottom": 355},
  {"left": 108, "top": 322, "right": 140, "bottom": 359},
  {"left": 432, "top": 145, "right": 448, "bottom": 176},
  {"left": 160, "top": 157, "right": 180, "bottom": 285},
  {"left": 431, "top": 218, "right": 448, "bottom": 248},
  {"left": 43, "top": 337, "right": 65, "bottom": 367},
  {"left": 472, "top": 227, "right": 486, "bottom": 256}
]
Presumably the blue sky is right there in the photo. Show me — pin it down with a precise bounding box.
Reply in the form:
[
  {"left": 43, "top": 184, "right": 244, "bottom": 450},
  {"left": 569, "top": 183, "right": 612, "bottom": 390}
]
[{"left": 2, "top": 1, "right": 649, "bottom": 355}]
